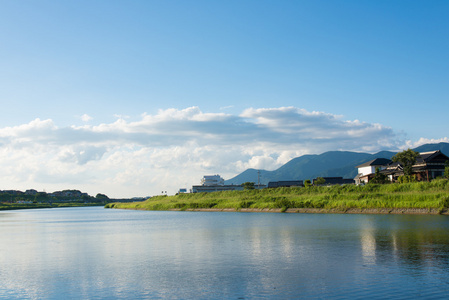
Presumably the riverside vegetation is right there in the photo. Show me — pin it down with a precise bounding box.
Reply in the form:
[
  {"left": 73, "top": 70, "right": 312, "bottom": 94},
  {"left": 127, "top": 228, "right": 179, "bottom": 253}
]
[
  {"left": 0, "top": 190, "right": 112, "bottom": 211},
  {"left": 0, "top": 202, "right": 107, "bottom": 211},
  {"left": 105, "top": 179, "right": 449, "bottom": 214}
]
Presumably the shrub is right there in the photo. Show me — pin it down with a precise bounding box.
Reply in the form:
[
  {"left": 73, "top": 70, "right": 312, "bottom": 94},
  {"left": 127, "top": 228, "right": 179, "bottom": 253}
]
[
  {"left": 238, "top": 201, "right": 254, "bottom": 208},
  {"left": 397, "top": 175, "right": 416, "bottom": 183},
  {"left": 441, "top": 196, "right": 449, "bottom": 208}
]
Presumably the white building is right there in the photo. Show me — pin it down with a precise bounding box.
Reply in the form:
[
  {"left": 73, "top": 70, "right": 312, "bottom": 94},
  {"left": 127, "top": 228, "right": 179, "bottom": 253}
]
[
  {"left": 200, "top": 175, "right": 225, "bottom": 186},
  {"left": 192, "top": 174, "right": 266, "bottom": 193},
  {"left": 354, "top": 158, "right": 392, "bottom": 184}
]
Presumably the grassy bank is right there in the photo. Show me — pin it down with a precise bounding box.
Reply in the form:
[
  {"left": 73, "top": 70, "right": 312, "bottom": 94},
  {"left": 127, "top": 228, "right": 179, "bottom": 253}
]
[
  {"left": 0, "top": 202, "right": 107, "bottom": 211},
  {"left": 105, "top": 179, "right": 449, "bottom": 214}
]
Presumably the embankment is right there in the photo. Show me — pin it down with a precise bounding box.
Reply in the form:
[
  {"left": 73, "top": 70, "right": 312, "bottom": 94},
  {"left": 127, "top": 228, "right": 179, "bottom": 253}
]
[
  {"left": 106, "top": 179, "right": 449, "bottom": 215},
  {"left": 115, "top": 207, "right": 449, "bottom": 215}
]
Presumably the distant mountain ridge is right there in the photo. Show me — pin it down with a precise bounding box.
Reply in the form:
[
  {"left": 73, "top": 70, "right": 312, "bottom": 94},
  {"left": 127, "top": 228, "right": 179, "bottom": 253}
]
[{"left": 225, "top": 142, "right": 449, "bottom": 185}]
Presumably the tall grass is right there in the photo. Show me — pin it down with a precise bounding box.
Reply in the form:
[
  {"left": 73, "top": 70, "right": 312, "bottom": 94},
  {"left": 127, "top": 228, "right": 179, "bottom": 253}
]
[{"left": 105, "top": 179, "right": 449, "bottom": 211}]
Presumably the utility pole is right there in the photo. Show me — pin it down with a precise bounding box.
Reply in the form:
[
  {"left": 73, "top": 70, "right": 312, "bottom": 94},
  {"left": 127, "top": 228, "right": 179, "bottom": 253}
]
[{"left": 257, "top": 170, "right": 261, "bottom": 189}]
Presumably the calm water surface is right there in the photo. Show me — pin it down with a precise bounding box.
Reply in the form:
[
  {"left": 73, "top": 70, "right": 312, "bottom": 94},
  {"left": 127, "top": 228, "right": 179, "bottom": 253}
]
[{"left": 1, "top": 207, "right": 449, "bottom": 299}]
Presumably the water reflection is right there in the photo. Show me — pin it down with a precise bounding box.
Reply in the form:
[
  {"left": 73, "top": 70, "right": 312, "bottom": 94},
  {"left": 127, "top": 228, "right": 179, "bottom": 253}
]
[
  {"left": 357, "top": 215, "right": 449, "bottom": 274},
  {"left": 1, "top": 208, "right": 449, "bottom": 299},
  {"left": 360, "top": 221, "right": 377, "bottom": 264}
]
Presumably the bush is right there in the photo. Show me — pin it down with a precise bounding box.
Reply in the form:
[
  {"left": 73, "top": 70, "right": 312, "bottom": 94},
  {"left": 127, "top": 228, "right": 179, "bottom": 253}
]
[
  {"left": 397, "top": 175, "right": 416, "bottom": 183},
  {"left": 441, "top": 196, "right": 449, "bottom": 208}
]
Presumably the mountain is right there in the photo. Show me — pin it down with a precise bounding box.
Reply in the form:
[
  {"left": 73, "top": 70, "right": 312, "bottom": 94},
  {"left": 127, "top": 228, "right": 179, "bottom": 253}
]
[
  {"left": 225, "top": 142, "right": 449, "bottom": 185},
  {"left": 413, "top": 142, "right": 449, "bottom": 153}
]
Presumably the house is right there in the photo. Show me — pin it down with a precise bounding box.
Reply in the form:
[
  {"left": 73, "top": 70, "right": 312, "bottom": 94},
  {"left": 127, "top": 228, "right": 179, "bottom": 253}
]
[
  {"left": 382, "top": 150, "right": 449, "bottom": 182},
  {"left": 267, "top": 181, "right": 303, "bottom": 188},
  {"left": 354, "top": 158, "right": 392, "bottom": 185},
  {"left": 192, "top": 174, "right": 266, "bottom": 193}
]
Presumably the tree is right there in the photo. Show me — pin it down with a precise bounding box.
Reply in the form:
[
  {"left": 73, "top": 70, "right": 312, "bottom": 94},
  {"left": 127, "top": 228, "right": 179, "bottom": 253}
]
[
  {"left": 242, "top": 182, "right": 255, "bottom": 190},
  {"left": 370, "top": 168, "right": 389, "bottom": 184},
  {"left": 34, "top": 192, "right": 48, "bottom": 202},
  {"left": 391, "top": 149, "right": 420, "bottom": 176},
  {"left": 96, "top": 193, "right": 109, "bottom": 200},
  {"left": 314, "top": 177, "right": 326, "bottom": 185},
  {"left": 304, "top": 179, "right": 312, "bottom": 187}
]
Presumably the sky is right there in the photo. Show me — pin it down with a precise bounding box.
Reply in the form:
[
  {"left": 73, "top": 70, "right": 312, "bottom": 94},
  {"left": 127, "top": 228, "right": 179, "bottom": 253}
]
[{"left": 0, "top": 0, "right": 448, "bottom": 198}]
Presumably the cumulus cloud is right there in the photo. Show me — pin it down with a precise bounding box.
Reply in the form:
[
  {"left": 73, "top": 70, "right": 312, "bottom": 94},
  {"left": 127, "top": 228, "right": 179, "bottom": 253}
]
[
  {"left": 0, "top": 106, "right": 413, "bottom": 197},
  {"left": 81, "top": 114, "right": 93, "bottom": 122}
]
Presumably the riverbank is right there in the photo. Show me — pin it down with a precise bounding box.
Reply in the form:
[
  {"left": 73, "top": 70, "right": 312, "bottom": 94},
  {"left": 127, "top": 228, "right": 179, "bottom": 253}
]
[
  {"left": 164, "top": 207, "right": 449, "bottom": 215},
  {"left": 106, "top": 179, "right": 449, "bottom": 215},
  {"left": 0, "top": 202, "right": 107, "bottom": 211}
]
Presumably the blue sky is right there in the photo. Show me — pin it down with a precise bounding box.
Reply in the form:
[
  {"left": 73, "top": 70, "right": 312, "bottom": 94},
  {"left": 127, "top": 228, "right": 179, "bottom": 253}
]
[{"left": 0, "top": 1, "right": 448, "bottom": 197}]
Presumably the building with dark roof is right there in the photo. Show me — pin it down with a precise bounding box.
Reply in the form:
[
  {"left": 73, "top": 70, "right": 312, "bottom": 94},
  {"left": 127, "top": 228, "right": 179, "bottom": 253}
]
[
  {"left": 355, "top": 150, "right": 449, "bottom": 184},
  {"left": 354, "top": 158, "right": 392, "bottom": 184},
  {"left": 382, "top": 150, "right": 449, "bottom": 181},
  {"left": 267, "top": 181, "right": 303, "bottom": 188}
]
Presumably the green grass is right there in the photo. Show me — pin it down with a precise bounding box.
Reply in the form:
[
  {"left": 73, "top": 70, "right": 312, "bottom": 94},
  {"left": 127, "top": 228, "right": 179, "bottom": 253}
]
[
  {"left": 105, "top": 179, "right": 449, "bottom": 212},
  {"left": 0, "top": 203, "right": 52, "bottom": 210},
  {"left": 0, "top": 202, "right": 106, "bottom": 211}
]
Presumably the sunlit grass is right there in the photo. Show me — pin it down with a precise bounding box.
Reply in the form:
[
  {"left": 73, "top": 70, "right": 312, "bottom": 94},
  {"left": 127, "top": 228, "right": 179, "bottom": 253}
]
[{"left": 105, "top": 179, "right": 449, "bottom": 212}]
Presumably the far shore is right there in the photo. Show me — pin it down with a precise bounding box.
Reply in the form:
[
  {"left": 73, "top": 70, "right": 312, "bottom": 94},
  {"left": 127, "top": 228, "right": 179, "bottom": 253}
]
[
  {"left": 0, "top": 203, "right": 106, "bottom": 211},
  {"left": 115, "top": 207, "right": 449, "bottom": 215}
]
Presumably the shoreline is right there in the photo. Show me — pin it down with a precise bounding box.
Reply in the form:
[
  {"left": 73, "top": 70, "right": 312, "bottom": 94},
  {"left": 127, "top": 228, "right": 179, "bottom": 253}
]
[
  {"left": 0, "top": 203, "right": 106, "bottom": 211},
  {"left": 114, "top": 207, "right": 449, "bottom": 215}
]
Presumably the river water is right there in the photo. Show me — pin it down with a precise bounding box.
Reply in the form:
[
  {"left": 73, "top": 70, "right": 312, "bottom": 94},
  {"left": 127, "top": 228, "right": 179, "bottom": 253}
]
[{"left": 1, "top": 207, "right": 449, "bottom": 299}]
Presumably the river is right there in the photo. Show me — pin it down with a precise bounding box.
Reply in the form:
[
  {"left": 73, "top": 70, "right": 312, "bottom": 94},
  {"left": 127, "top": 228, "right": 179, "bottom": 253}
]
[{"left": 1, "top": 207, "right": 449, "bottom": 299}]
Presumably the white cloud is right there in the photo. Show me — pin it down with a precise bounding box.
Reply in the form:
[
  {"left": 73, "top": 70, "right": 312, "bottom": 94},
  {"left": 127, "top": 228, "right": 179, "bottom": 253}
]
[
  {"left": 81, "top": 114, "right": 93, "bottom": 122},
  {"left": 402, "top": 137, "right": 449, "bottom": 150},
  {"left": 0, "top": 106, "right": 426, "bottom": 198}
]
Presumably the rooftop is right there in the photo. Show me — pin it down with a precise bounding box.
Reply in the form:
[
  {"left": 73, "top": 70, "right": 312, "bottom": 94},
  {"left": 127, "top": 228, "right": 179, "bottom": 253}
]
[{"left": 356, "top": 158, "right": 392, "bottom": 168}]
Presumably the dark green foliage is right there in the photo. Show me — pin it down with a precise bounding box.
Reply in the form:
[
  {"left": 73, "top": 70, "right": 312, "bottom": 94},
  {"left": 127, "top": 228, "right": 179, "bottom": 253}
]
[
  {"left": 242, "top": 182, "right": 255, "bottom": 190},
  {"left": 273, "top": 197, "right": 293, "bottom": 208},
  {"left": 370, "top": 168, "right": 390, "bottom": 184},
  {"left": 1, "top": 202, "right": 105, "bottom": 211},
  {"left": 314, "top": 177, "right": 326, "bottom": 185},
  {"left": 397, "top": 175, "right": 417, "bottom": 183},
  {"left": 238, "top": 201, "right": 254, "bottom": 208},
  {"left": 392, "top": 149, "right": 420, "bottom": 176},
  {"left": 96, "top": 193, "right": 109, "bottom": 199},
  {"left": 441, "top": 196, "right": 449, "bottom": 208},
  {"left": 188, "top": 202, "right": 217, "bottom": 209}
]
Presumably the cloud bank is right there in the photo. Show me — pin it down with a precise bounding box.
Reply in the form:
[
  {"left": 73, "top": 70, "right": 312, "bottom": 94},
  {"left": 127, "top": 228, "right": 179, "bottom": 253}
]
[{"left": 0, "top": 106, "right": 427, "bottom": 197}]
